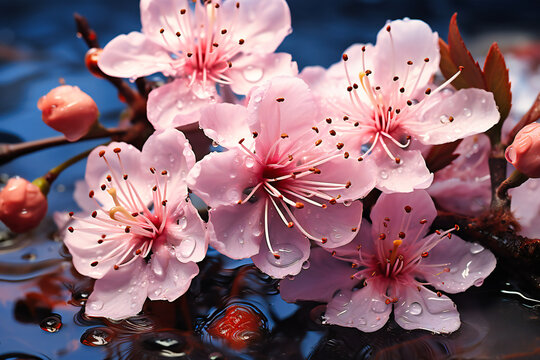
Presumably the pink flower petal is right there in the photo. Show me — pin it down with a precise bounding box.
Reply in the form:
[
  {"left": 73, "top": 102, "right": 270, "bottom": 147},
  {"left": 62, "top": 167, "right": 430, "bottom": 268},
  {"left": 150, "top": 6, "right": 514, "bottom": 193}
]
[
  {"left": 412, "top": 89, "right": 499, "bottom": 145},
  {"left": 370, "top": 190, "right": 436, "bottom": 244},
  {"left": 187, "top": 148, "right": 261, "bottom": 208},
  {"left": 147, "top": 79, "right": 221, "bottom": 130},
  {"left": 146, "top": 244, "right": 199, "bottom": 301},
  {"left": 372, "top": 19, "right": 439, "bottom": 95},
  {"left": 98, "top": 31, "right": 173, "bottom": 79},
  {"left": 141, "top": 129, "right": 195, "bottom": 206},
  {"left": 221, "top": 0, "right": 291, "bottom": 54},
  {"left": 64, "top": 219, "right": 129, "bottom": 279},
  {"left": 324, "top": 279, "right": 391, "bottom": 332},
  {"left": 292, "top": 201, "right": 363, "bottom": 249},
  {"left": 85, "top": 142, "right": 154, "bottom": 210},
  {"left": 324, "top": 219, "right": 372, "bottom": 261},
  {"left": 394, "top": 285, "right": 460, "bottom": 333},
  {"left": 208, "top": 201, "right": 265, "bottom": 259},
  {"left": 510, "top": 179, "right": 540, "bottom": 238},
  {"left": 417, "top": 235, "right": 496, "bottom": 293},
  {"left": 279, "top": 248, "right": 358, "bottom": 303},
  {"left": 73, "top": 179, "right": 96, "bottom": 212},
  {"left": 370, "top": 147, "right": 433, "bottom": 193},
  {"left": 251, "top": 213, "right": 311, "bottom": 278},
  {"left": 227, "top": 53, "right": 298, "bottom": 95},
  {"left": 199, "top": 103, "right": 252, "bottom": 149},
  {"left": 85, "top": 258, "right": 148, "bottom": 320},
  {"left": 247, "top": 77, "right": 319, "bottom": 154},
  {"left": 140, "top": 0, "right": 191, "bottom": 51},
  {"left": 166, "top": 200, "right": 208, "bottom": 263}
]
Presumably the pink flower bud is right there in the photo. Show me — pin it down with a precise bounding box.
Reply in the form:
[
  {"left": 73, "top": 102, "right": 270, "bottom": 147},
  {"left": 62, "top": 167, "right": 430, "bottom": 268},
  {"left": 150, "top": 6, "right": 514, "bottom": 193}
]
[
  {"left": 37, "top": 85, "right": 99, "bottom": 141},
  {"left": 0, "top": 177, "right": 48, "bottom": 233},
  {"left": 505, "top": 123, "right": 540, "bottom": 178}
]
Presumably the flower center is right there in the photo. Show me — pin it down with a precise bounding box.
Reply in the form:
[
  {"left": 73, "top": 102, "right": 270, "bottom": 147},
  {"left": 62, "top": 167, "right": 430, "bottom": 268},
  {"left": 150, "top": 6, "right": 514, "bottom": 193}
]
[{"left": 157, "top": 0, "right": 245, "bottom": 88}]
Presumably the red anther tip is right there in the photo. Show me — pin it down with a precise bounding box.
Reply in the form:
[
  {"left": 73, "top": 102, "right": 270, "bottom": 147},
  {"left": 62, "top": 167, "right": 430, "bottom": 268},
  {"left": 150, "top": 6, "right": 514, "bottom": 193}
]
[
  {"left": 68, "top": 226, "right": 74, "bottom": 233},
  {"left": 342, "top": 53, "right": 348, "bottom": 61},
  {"left": 98, "top": 150, "right": 105, "bottom": 157},
  {"left": 404, "top": 205, "right": 412, "bottom": 213},
  {"left": 273, "top": 253, "right": 281, "bottom": 259},
  {"left": 159, "top": 28, "right": 164, "bottom": 34},
  {"left": 321, "top": 237, "right": 328, "bottom": 244},
  {"left": 88, "top": 190, "right": 94, "bottom": 198},
  {"left": 113, "top": 147, "right": 121, "bottom": 153},
  {"left": 458, "top": 66, "right": 464, "bottom": 71},
  {"left": 287, "top": 222, "right": 294, "bottom": 228},
  {"left": 295, "top": 202, "right": 304, "bottom": 209},
  {"left": 239, "top": 39, "right": 245, "bottom": 45},
  {"left": 68, "top": 211, "right": 74, "bottom": 217},
  {"left": 386, "top": 25, "right": 391, "bottom": 32}
]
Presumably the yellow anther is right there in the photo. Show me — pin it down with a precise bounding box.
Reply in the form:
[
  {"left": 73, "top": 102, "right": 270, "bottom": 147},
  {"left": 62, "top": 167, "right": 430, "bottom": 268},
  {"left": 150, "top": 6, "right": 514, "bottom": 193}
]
[
  {"left": 389, "top": 239, "right": 403, "bottom": 265},
  {"left": 107, "top": 188, "right": 121, "bottom": 207}
]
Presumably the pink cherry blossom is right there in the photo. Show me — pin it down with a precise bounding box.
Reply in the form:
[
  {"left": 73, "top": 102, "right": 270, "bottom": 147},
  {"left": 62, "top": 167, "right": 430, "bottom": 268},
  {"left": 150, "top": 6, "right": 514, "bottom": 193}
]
[
  {"left": 302, "top": 19, "right": 500, "bottom": 193},
  {"left": 187, "top": 77, "right": 376, "bottom": 278},
  {"left": 64, "top": 129, "right": 208, "bottom": 320},
  {"left": 280, "top": 190, "right": 496, "bottom": 333},
  {"left": 428, "top": 135, "right": 491, "bottom": 216},
  {"left": 98, "top": 0, "right": 297, "bottom": 130}
]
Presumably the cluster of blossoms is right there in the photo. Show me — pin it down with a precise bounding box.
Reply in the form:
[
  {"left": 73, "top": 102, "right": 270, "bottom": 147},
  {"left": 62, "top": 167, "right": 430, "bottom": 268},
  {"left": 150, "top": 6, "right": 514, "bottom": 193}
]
[{"left": 8, "top": 0, "right": 540, "bottom": 336}]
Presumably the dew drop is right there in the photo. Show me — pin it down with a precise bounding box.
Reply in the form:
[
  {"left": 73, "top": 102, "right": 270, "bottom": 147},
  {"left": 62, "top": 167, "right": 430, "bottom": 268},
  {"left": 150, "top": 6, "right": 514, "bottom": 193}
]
[
  {"left": 242, "top": 66, "right": 264, "bottom": 83},
  {"left": 176, "top": 100, "right": 184, "bottom": 110},
  {"left": 266, "top": 244, "right": 303, "bottom": 268},
  {"left": 343, "top": 200, "right": 352, "bottom": 207},
  {"left": 89, "top": 300, "right": 103, "bottom": 311},
  {"left": 371, "top": 299, "right": 388, "bottom": 314},
  {"left": 474, "top": 278, "right": 484, "bottom": 287},
  {"left": 245, "top": 156, "right": 255, "bottom": 168},
  {"left": 179, "top": 237, "right": 196, "bottom": 258},
  {"left": 40, "top": 314, "right": 62, "bottom": 333},
  {"left": 409, "top": 302, "right": 422, "bottom": 315},
  {"left": 253, "top": 95, "right": 262, "bottom": 103},
  {"left": 252, "top": 227, "right": 262, "bottom": 237},
  {"left": 226, "top": 188, "right": 240, "bottom": 202},
  {"left": 154, "top": 288, "right": 162, "bottom": 296},
  {"left": 177, "top": 216, "right": 188, "bottom": 230},
  {"left": 80, "top": 327, "right": 114, "bottom": 346},
  {"left": 379, "top": 171, "right": 388, "bottom": 180},
  {"left": 470, "top": 243, "right": 484, "bottom": 254},
  {"left": 357, "top": 317, "right": 367, "bottom": 325},
  {"left": 463, "top": 108, "right": 472, "bottom": 117},
  {"left": 302, "top": 260, "right": 311, "bottom": 270},
  {"left": 439, "top": 114, "right": 451, "bottom": 124}
]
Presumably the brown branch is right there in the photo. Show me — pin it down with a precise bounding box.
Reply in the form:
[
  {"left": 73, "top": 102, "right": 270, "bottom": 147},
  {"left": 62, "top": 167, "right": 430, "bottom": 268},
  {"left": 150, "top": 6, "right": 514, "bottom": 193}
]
[{"left": 0, "top": 127, "right": 127, "bottom": 165}]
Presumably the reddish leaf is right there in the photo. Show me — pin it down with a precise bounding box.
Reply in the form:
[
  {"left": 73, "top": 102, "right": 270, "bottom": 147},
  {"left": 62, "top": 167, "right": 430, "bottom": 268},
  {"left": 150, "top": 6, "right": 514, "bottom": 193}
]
[
  {"left": 447, "top": 13, "right": 486, "bottom": 90},
  {"left": 439, "top": 38, "right": 460, "bottom": 83},
  {"left": 483, "top": 42, "right": 512, "bottom": 122},
  {"left": 425, "top": 139, "right": 463, "bottom": 173}
]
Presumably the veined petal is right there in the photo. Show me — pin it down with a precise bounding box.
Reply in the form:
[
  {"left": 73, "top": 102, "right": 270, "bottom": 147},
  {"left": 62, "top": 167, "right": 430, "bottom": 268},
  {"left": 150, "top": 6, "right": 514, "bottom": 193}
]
[
  {"left": 85, "top": 258, "right": 148, "bottom": 320},
  {"left": 417, "top": 235, "right": 496, "bottom": 294},
  {"left": 227, "top": 53, "right": 298, "bottom": 95},
  {"left": 394, "top": 285, "right": 460, "bottom": 334},
  {"left": 187, "top": 148, "right": 261, "bottom": 208},
  {"left": 167, "top": 200, "right": 208, "bottom": 264},
  {"left": 98, "top": 31, "right": 173, "bottom": 79},
  {"left": 140, "top": 0, "right": 191, "bottom": 51},
  {"left": 208, "top": 201, "right": 265, "bottom": 259},
  {"left": 221, "top": 0, "right": 291, "bottom": 54},
  {"left": 411, "top": 89, "right": 499, "bottom": 145},
  {"left": 141, "top": 129, "right": 195, "bottom": 206},
  {"left": 324, "top": 279, "right": 391, "bottom": 332},
  {"left": 371, "top": 147, "right": 433, "bottom": 193},
  {"left": 147, "top": 79, "right": 221, "bottom": 130},
  {"left": 279, "top": 247, "right": 358, "bottom": 303},
  {"left": 199, "top": 103, "right": 252, "bottom": 149}
]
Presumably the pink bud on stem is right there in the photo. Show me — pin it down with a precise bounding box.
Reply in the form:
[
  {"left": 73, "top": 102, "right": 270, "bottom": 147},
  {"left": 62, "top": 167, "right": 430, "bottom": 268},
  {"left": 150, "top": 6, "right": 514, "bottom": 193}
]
[
  {"left": 37, "top": 85, "right": 99, "bottom": 142},
  {"left": 505, "top": 123, "right": 540, "bottom": 178},
  {"left": 0, "top": 177, "right": 48, "bottom": 233}
]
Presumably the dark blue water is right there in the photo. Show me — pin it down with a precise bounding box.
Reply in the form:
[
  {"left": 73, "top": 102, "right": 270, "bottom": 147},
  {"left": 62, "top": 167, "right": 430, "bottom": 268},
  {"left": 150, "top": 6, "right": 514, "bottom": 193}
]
[{"left": 1, "top": 0, "right": 539, "bottom": 359}]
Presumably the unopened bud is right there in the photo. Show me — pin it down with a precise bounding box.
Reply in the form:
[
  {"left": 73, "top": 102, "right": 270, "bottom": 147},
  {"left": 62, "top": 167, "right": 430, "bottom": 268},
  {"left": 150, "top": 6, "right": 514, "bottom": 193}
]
[
  {"left": 505, "top": 123, "right": 540, "bottom": 178},
  {"left": 37, "top": 85, "right": 99, "bottom": 141},
  {"left": 0, "top": 177, "right": 48, "bottom": 233}
]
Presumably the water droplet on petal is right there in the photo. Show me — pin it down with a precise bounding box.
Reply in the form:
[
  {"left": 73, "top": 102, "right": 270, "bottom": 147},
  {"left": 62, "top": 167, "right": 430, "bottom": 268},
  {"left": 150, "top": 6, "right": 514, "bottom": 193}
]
[
  {"left": 409, "top": 302, "right": 422, "bottom": 315},
  {"left": 179, "top": 237, "right": 196, "bottom": 258},
  {"left": 463, "top": 108, "right": 472, "bottom": 117},
  {"left": 245, "top": 157, "right": 255, "bottom": 168},
  {"left": 242, "top": 66, "right": 264, "bottom": 83},
  {"left": 302, "top": 260, "right": 310, "bottom": 270},
  {"left": 439, "top": 114, "right": 451, "bottom": 124},
  {"left": 40, "top": 314, "right": 62, "bottom": 333},
  {"left": 470, "top": 243, "right": 484, "bottom": 254},
  {"left": 474, "top": 278, "right": 484, "bottom": 287},
  {"left": 357, "top": 317, "right": 367, "bottom": 325},
  {"left": 177, "top": 216, "right": 188, "bottom": 230},
  {"left": 267, "top": 244, "right": 303, "bottom": 268},
  {"left": 371, "top": 299, "right": 388, "bottom": 314},
  {"left": 379, "top": 171, "right": 388, "bottom": 180},
  {"left": 89, "top": 300, "right": 103, "bottom": 311},
  {"left": 176, "top": 100, "right": 184, "bottom": 110},
  {"left": 343, "top": 200, "right": 352, "bottom": 207}
]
